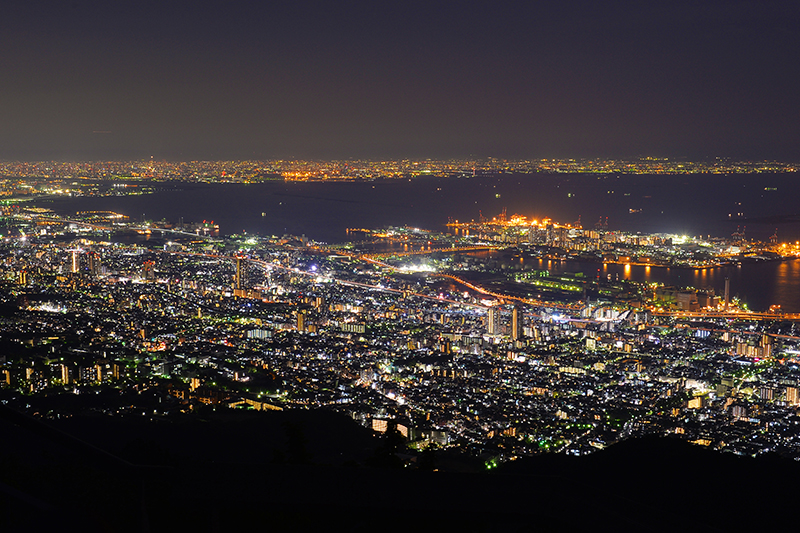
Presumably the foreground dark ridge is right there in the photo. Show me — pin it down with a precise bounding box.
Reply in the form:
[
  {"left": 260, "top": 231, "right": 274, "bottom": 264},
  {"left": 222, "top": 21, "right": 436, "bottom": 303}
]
[{"left": 1, "top": 409, "right": 795, "bottom": 532}]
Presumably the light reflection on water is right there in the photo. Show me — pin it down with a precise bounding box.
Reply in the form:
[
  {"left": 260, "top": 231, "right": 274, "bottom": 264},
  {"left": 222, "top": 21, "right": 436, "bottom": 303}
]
[
  {"left": 37, "top": 175, "right": 800, "bottom": 313},
  {"left": 491, "top": 254, "right": 800, "bottom": 313}
]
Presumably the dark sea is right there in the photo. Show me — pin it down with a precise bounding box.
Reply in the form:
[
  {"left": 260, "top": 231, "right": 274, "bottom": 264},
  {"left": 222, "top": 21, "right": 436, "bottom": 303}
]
[{"left": 36, "top": 173, "right": 800, "bottom": 312}]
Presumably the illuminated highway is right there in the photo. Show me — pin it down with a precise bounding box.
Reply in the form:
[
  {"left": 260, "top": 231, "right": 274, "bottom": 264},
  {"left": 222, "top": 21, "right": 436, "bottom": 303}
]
[{"left": 435, "top": 273, "right": 583, "bottom": 312}]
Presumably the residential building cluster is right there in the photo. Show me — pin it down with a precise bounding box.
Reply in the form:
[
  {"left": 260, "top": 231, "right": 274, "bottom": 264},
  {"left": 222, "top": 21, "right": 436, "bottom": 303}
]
[{"left": 2, "top": 210, "right": 800, "bottom": 466}]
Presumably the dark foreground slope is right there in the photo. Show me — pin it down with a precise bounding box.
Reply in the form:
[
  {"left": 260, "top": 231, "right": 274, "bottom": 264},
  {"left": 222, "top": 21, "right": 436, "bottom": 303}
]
[{"left": 0, "top": 408, "right": 794, "bottom": 533}]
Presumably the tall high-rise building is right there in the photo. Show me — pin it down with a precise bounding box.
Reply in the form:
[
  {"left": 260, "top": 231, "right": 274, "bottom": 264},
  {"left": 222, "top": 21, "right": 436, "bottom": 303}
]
[
  {"left": 234, "top": 256, "right": 244, "bottom": 290},
  {"left": 760, "top": 334, "right": 774, "bottom": 348},
  {"left": 87, "top": 252, "right": 100, "bottom": 276},
  {"left": 71, "top": 250, "right": 80, "bottom": 273},
  {"left": 488, "top": 306, "right": 500, "bottom": 335},
  {"left": 786, "top": 386, "right": 799, "bottom": 406},
  {"left": 511, "top": 306, "right": 522, "bottom": 341},
  {"left": 60, "top": 363, "right": 71, "bottom": 385},
  {"left": 758, "top": 386, "right": 774, "bottom": 402},
  {"left": 724, "top": 277, "right": 730, "bottom": 310}
]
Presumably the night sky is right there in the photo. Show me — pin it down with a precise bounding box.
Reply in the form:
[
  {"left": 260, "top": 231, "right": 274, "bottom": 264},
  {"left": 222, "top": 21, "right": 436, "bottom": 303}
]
[{"left": 1, "top": 0, "right": 798, "bottom": 161}]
